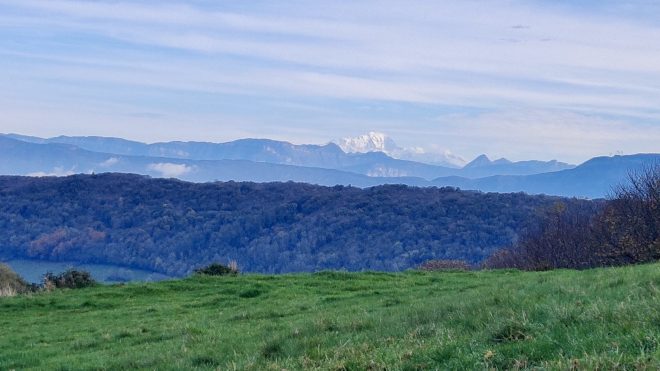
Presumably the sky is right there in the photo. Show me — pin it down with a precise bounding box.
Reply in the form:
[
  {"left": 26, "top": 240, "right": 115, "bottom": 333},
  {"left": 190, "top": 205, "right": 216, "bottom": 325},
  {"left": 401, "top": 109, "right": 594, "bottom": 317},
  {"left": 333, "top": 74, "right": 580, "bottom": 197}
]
[{"left": 1, "top": 0, "right": 659, "bottom": 163}]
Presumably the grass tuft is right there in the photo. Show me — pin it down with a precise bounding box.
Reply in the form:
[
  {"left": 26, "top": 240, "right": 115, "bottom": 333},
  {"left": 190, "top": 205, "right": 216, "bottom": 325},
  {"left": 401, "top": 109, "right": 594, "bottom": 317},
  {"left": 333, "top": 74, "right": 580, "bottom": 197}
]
[
  {"left": 261, "top": 340, "right": 284, "bottom": 359},
  {"left": 491, "top": 320, "right": 532, "bottom": 343},
  {"left": 238, "top": 288, "right": 263, "bottom": 298},
  {"left": 191, "top": 356, "right": 220, "bottom": 367}
]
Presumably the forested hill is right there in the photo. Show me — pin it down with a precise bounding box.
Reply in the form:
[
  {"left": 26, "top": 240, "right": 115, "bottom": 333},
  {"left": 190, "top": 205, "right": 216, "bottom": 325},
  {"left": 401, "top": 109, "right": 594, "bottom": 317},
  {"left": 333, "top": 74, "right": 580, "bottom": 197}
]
[{"left": 0, "top": 174, "right": 592, "bottom": 275}]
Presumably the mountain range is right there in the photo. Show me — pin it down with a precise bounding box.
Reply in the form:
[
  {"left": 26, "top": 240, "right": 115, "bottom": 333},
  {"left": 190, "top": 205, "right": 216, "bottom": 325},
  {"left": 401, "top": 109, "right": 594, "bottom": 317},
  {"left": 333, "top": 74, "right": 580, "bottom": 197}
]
[
  {"left": 2, "top": 133, "right": 573, "bottom": 178},
  {"left": 1, "top": 133, "right": 657, "bottom": 198}
]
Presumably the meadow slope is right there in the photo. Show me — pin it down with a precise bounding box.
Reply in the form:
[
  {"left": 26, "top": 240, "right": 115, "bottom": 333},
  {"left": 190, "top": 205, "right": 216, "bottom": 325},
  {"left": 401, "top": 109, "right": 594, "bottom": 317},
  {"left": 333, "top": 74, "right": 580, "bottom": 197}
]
[{"left": 0, "top": 264, "right": 658, "bottom": 370}]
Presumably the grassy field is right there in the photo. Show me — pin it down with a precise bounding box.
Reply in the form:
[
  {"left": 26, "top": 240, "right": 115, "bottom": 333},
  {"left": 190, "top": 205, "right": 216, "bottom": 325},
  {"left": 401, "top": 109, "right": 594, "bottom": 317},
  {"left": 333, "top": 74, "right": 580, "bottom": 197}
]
[{"left": 1, "top": 264, "right": 658, "bottom": 370}]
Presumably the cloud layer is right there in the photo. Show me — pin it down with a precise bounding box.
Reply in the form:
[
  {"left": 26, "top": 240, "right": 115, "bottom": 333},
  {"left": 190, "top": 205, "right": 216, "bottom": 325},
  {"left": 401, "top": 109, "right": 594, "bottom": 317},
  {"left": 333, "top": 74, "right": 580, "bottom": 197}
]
[{"left": 0, "top": 0, "right": 658, "bottom": 162}]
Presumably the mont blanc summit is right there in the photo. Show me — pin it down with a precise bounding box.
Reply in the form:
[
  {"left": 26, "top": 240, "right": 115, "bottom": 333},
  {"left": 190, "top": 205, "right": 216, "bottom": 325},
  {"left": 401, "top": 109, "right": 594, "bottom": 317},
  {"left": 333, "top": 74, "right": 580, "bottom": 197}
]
[{"left": 336, "top": 132, "right": 466, "bottom": 168}]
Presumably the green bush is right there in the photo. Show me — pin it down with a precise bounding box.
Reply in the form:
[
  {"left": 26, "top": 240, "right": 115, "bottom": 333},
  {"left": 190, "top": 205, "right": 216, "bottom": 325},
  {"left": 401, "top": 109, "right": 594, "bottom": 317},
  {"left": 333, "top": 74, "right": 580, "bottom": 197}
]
[
  {"left": 44, "top": 269, "right": 96, "bottom": 289},
  {"left": 193, "top": 262, "right": 239, "bottom": 276}
]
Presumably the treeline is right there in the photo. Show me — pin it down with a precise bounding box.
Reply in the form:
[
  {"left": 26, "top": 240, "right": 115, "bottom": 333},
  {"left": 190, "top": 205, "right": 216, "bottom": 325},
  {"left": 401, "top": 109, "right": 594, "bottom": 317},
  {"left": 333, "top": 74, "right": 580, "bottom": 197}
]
[
  {"left": 0, "top": 174, "right": 588, "bottom": 275},
  {"left": 486, "top": 165, "right": 659, "bottom": 270}
]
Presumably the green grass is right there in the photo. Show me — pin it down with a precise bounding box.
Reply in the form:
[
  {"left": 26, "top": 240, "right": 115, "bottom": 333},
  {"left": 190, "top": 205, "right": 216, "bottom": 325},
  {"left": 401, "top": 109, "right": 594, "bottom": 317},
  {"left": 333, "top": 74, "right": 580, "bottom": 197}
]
[{"left": 0, "top": 264, "right": 658, "bottom": 370}]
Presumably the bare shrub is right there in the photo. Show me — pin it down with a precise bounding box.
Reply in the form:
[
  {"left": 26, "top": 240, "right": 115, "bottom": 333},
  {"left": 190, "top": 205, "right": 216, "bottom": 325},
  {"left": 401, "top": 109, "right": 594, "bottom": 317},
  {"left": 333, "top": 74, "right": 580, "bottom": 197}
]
[
  {"left": 482, "top": 249, "right": 525, "bottom": 270},
  {"left": 484, "top": 201, "right": 602, "bottom": 270},
  {"left": 485, "top": 164, "right": 659, "bottom": 270},
  {"left": 418, "top": 259, "right": 470, "bottom": 271},
  {"left": 0, "top": 263, "right": 27, "bottom": 296},
  {"left": 599, "top": 164, "right": 660, "bottom": 265},
  {"left": 0, "top": 285, "right": 17, "bottom": 298},
  {"left": 43, "top": 279, "right": 56, "bottom": 292}
]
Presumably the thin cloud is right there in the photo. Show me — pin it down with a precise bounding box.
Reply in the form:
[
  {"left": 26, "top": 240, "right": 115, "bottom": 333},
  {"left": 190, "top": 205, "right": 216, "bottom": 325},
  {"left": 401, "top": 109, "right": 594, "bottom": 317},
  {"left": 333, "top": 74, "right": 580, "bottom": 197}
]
[
  {"left": 0, "top": 0, "right": 658, "bottom": 162},
  {"left": 147, "top": 163, "right": 194, "bottom": 178},
  {"left": 99, "top": 157, "right": 119, "bottom": 167},
  {"left": 435, "top": 110, "right": 660, "bottom": 163},
  {"left": 26, "top": 167, "right": 77, "bottom": 177}
]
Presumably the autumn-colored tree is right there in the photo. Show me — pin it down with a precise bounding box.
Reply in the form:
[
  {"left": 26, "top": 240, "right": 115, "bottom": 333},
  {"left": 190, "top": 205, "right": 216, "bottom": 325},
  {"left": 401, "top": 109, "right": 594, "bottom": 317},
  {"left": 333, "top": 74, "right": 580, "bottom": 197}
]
[
  {"left": 598, "top": 164, "right": 660, "bottom": 265},
  {"left": 486, "top": 164, "right": 659, "bottom": 270},
  {"left": 484, "top": 201, "right": 601, "bottom": 270}
]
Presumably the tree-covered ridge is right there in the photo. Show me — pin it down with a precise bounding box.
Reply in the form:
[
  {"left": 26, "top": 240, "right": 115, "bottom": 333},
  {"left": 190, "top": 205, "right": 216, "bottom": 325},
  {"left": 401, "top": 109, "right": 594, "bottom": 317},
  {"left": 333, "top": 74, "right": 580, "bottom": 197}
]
[{"left": 0, "top": 174, "right": 590, "bottom": 275}]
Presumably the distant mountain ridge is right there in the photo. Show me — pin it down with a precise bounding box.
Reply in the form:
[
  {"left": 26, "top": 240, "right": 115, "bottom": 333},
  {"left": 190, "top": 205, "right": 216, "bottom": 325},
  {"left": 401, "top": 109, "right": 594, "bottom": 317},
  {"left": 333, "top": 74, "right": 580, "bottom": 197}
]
[
  {"left": 0, "top": 136, "right": 427, "bottom": 187},
  {"left": 465, "top": 154, "right": 511, "bottom": 168},
  {"left": 432, "top": 153, "right": 660, "bottom": 198},
  {"left": 1, "top": 133, "right": 656, "bottom": 198},
  {"left": 460, "top": 154, "right": 573, "bottom": 178},
  {"left": 1, "top": 133, "right": 574, "bottom": 179}
]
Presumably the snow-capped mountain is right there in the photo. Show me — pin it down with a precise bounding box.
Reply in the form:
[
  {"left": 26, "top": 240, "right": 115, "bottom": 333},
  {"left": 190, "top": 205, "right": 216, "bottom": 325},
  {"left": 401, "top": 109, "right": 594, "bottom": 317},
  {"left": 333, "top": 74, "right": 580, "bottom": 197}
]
[
  {"left": 336, "top": 132, "right": 398, "bottom": 154},
  {"left": 336, "top": 132, "right": 467, "bottom": 168}
]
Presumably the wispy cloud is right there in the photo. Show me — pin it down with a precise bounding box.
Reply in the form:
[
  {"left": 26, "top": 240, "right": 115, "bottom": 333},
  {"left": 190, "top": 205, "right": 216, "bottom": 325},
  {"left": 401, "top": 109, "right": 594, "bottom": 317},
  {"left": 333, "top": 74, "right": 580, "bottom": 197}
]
[
  {"left": 26, "top": 166, "right": 76, "bottom": 177},
  {"left": 147, "top": 163, "right": 194, "bottom": 178},
  {"left": 0, "top": 0, "right": 658, "bottom": 161},
  {"left": 99, "top": 157, "right": 119, "bottom": 167},
  {"left": 434, "top": 109, "right": 660, "bottom": 162}
]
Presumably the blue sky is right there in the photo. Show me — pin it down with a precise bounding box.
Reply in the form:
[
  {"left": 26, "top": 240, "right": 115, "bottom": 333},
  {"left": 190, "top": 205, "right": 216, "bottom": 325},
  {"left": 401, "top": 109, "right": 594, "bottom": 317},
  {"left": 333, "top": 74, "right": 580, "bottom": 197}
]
[{"left": 0, "top": 0, "right": 659, "bottom": 163}]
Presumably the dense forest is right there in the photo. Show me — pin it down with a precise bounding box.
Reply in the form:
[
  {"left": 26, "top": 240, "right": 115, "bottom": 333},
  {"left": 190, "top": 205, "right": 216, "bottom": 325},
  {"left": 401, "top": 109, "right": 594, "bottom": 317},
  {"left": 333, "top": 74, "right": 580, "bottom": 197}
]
[{"left": 0, "top": 174, "right": 593, "bottom": 275}]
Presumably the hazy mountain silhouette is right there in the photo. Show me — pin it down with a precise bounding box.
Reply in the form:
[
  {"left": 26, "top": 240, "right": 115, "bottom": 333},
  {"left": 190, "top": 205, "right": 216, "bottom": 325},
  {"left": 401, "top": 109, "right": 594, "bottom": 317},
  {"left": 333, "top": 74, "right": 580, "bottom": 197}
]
[
  {"left": 433, "top": 154, "right": 660, "bottom": 198},
  {"left": 0, "top": 136, "right": 427, "bottom": 187},
  {"left": 1, "top": 134, "right": 656, "bottom": 198},
  {"left": 2, "top": 134, "right": 573, "bottom": 179}
]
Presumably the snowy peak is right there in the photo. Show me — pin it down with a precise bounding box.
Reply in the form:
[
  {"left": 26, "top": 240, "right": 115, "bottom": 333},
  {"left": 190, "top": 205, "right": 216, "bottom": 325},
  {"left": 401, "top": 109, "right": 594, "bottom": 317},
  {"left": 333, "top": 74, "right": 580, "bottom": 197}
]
[
  {"left": 335, "top": 132, "right": 466, "bottom": 168},
  {"left": 337, "top": 132, "right": 398, "bottom": 154}
]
